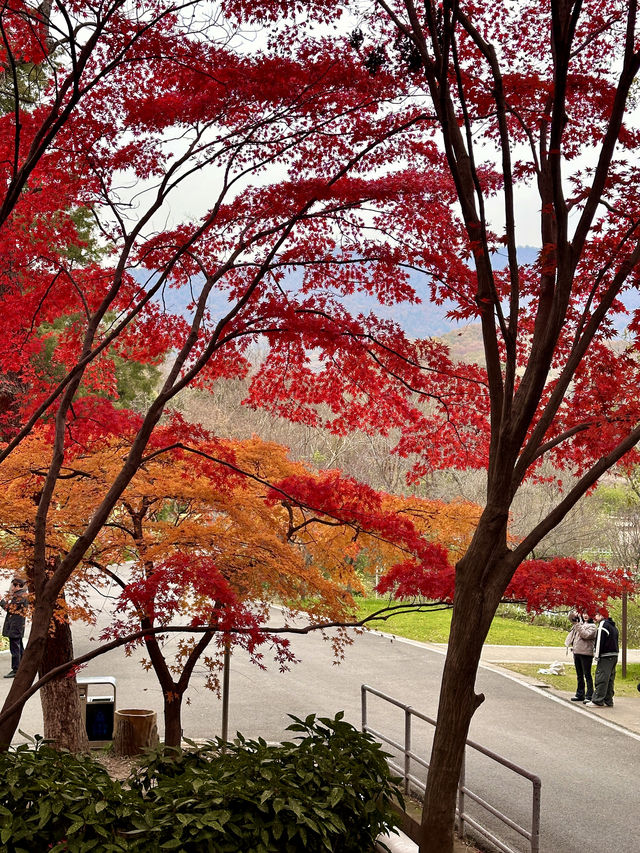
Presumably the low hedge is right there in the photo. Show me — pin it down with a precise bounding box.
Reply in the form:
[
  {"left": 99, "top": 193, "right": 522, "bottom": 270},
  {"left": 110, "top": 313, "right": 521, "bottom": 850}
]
[
  {"left": 0, "top": 713, "right": 402, "bottom": 852},
  {"left": 0, "top": 736, "right": 133, "bottom": 852}
]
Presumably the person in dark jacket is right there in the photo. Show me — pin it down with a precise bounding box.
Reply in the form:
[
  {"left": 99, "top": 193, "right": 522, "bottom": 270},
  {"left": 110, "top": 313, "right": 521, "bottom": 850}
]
[
  {"left": 585, "top": 610, "right": 619, "bottom": 708},
  {"left": 1, "top": 577, "right": 28, "bottom": 678}
]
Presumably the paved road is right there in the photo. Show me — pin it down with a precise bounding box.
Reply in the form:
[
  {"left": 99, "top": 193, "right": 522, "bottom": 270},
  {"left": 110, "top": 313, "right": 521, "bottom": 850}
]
[{"left": 2, "top": 611, "right": 639, "bottom": 853}]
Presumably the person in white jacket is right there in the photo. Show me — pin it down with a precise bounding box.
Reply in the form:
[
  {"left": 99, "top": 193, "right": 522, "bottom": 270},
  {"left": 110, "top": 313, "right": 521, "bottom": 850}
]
[{"left": 565, "top": 610, "right": 597, "bottom": 703}]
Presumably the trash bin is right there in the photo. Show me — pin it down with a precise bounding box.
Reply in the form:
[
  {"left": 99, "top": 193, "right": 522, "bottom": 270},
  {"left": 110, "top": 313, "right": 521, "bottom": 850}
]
[{"left": 77, "top": 676, "right": 117, "bottom": 747}]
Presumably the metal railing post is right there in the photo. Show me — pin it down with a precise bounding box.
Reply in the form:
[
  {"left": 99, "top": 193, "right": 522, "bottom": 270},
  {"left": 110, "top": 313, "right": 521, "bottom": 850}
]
[
  {"left": 361, "top": 684, "right": 367, "bottom": 732},
  {"left": 531, "top": 777, "right": 541, "bottom": 853},
  {"left": 221, "top": 641, "right": 231, "bottom": 745},
  {"left": 458, "top": 748, "right": 466, "bottom": 839},
  {"left": 404, "top": 707, "right": 412, "bottom": 794}
]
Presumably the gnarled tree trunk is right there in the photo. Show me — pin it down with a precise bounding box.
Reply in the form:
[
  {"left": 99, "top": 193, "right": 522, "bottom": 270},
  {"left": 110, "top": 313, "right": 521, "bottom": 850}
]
[{"left": 39, "top": 607, "right": 89, "bottom": 753}]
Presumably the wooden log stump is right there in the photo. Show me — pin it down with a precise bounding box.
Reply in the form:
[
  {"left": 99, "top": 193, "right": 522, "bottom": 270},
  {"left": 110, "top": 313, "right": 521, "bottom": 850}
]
[{"left": 113, "top": 708, "right": 159, "bottom": 757}]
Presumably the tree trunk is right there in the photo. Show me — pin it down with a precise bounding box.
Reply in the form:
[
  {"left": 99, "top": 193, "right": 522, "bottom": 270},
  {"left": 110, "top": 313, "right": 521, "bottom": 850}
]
[
  {"left": 163, "top": 691, "right": 184, "bottom": 748},
  {"left": 113, "top": 709, "right": 158, "bottom": 756},
  {"left": 140, "top": 615, "right": 213, "bottom": 749},
  {"left": 419, "top": 559, "right": 507, "bottom": 853},
  {"left": 39, "top": 608, "right": 89, "bottom": 753},
  {"left": 0, "top": 598, "right": 57, "bottom": 748},
  {"left": 139, "top": 625, "right": 184, "bottom": 748}
]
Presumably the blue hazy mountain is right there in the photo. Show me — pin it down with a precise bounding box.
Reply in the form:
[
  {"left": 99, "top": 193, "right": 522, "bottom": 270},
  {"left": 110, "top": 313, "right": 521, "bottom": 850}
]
[{"left": 146, "top": 245, "right": 639, "bottom": 338}]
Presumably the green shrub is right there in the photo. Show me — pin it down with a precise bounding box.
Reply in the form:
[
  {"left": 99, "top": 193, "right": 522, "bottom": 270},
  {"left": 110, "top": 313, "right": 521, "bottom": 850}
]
[
  {"left": 0, "top": 715, "right": 402, "bottom": 853},
  {"left": 497, "top": 603, "right": 570, "bottom": 630},
  {"left": 0, "top": 736, "right": 135, "bottom": 852},
  {"left": 130, "top": 712, "right": 402, "bottom": 852},
  {"left": 608, "top": 597, "right": 640, "bottom": 647}
]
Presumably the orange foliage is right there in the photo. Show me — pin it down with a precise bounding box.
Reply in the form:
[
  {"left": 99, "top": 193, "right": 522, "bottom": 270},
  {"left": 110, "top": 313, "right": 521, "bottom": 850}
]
[{"left": 0, "top": 431, "right": 465, "bottom": 682}]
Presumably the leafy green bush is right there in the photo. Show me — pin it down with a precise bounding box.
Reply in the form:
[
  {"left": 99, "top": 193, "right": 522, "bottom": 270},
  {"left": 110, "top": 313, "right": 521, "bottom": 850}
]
[
  {"left": 609, "top": 597, "right": 640, "bottom": 648},
  {"left": 130, "top": 712, "right": 402, "bottom": 852},
  {"left": 0, "top": 736, "right": 135, "bottom": 852},
  {"left": 497, "top": 603, "right": 570, "bottom": 630},
  {"left": 0, "top": 715, "right": 401, "bottom": 853}
]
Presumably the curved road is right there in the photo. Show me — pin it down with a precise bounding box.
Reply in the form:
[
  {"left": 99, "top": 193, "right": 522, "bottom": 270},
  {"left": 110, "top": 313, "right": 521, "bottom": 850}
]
[{"left": 3, "top": 613, "right": 639, "bottom": 852}]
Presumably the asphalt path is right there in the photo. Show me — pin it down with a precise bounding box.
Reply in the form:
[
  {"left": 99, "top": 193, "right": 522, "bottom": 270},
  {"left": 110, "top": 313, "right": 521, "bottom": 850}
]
[{"left": 2, "top": 608, "right": 639, "bottom": 853}]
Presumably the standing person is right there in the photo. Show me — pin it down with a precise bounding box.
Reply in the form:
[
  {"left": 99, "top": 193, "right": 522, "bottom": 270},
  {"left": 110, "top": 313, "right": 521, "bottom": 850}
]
[
  {"left": 564, "top": 610, "right": 596, "bottom": 703},
  {"left": 1, "top": 577, "right": 28, "bottom": 678},
  {"left": 585, "top": 610, "right": 619, "bottom": 708}
]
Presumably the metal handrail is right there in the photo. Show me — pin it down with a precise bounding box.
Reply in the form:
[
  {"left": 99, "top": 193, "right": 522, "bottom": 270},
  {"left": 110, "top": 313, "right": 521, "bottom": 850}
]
[{"left": 362, "top": 684, "right": 541, "bottom": 853}]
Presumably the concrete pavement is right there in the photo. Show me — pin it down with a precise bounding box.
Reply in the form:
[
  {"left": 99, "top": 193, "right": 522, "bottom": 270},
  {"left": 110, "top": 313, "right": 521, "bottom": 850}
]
[
  {"left": 4, "top": 635, "right": 640, "bottom": 740},
  {"left": 477, "top": 643, "right": 640, "bottom": 737},
  {"left": 378, "top": 640, "right": 640, "bottom": 853},
  {"left": 368, "top": 637, "right": 640, "bottom": 739},
  {"left": 3, "top": 627, "right": 640, "bottom": 852}
]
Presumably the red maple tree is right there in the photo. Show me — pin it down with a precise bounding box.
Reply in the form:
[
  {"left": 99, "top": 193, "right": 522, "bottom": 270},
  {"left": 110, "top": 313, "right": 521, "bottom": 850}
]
[
  {"left": 1, "top": 4, "right": 640, "bottom": 851},
  {"left": 294, "top": 3, "right": 640, "bottom": 849},
  {"left": 0, "top": 1, "right": 481, "bottom": 746}
]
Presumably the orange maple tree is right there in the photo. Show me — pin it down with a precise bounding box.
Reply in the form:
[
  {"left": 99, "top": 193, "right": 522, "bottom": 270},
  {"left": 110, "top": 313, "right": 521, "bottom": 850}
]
[
  {"left": 0, "top": 428, "right": 449, "bottom": 744},
  {"left": 92, "top": 435, "right": 382, "bottom": 746},
  {"left": 0, "top": 426, "right": 630, "bottom": 748}
]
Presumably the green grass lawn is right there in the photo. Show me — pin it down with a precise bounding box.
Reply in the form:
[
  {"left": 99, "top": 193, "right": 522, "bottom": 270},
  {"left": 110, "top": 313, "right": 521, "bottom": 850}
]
[
  {"left": 502, "top": 662, "right": 640, "bottom": 697},
  {"left": 356, "top": 598, "right": 567, "bottom": 646}
]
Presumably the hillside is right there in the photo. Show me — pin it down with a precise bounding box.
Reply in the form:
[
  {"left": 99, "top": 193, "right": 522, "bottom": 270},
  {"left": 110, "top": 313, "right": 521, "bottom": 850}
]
[{"left": 439, "top": 323, "right": 484, "bottom": 364}]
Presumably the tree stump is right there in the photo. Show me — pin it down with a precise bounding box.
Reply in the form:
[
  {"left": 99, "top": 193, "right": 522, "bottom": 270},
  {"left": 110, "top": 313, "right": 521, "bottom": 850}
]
[{"left": 113, "top": 709, "right": 159, "bottom": 756}]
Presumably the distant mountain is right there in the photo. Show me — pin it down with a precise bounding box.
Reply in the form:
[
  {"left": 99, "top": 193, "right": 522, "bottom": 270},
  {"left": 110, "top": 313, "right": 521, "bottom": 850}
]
[
  {"left": 146, "top": 248, "right": 542, "bottom": 340},
  {"left": 146, "top": 267, "right": 459, "bottom": 339},
  {"left": 144, "top": 245, "right": 638, "bottom": 342},
  {"left": 144, "top": 263, "right": 482, "bottom": 362}
]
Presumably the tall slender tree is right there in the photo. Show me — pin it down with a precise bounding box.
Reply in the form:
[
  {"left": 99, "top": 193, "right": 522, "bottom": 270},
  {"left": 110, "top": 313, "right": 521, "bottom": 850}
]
[{"left": 260, "top": 3, "right": 640, "bottom": 849}]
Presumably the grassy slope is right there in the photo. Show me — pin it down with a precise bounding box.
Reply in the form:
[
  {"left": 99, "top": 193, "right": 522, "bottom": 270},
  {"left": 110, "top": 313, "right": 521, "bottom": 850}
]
[{"left": 356, "top": 598, "right": 567, "bottom": 646}]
